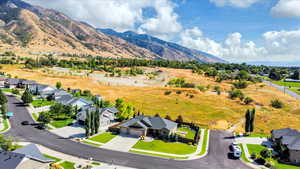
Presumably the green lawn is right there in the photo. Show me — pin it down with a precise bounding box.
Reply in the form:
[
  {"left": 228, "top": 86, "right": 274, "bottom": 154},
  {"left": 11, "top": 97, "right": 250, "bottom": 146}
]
[
  {"left": 88, "top": 132, "right": 117, "bottom": 144},
  {"left": 31, "top": 99, "right": 54, "bottom": 108},
  {"left": 1, "top": 88, "right": 12, "bottom": 93},
  {"left": 32, "top": 113, "right": 38, "bottom": 121},
  {"left": 177, "top": 127, "right": 196, "bottom": 139},
  {"left": 273, "top": 81, "right": 300, "bottom": 88},
  {"left": 289, "top": 88, "right": 300, "bottom": 95},
  {"left": 82, "top": 141, "right": 102, "bottom": 147},
  {"left": 133, "top": 139, "right": 197, "bottom": 155},
  {"left": 50, "top": 119, "right": 74, "bottom": 128},
  {"left": 43, "top": 154, "right": 62, "bottom": 163},
  {"left": 60, "top": 161, "right": 75, "bottom": 169},
  {"left": 198, "top": 129, "right": 209, "bottom": 156},
  {"left": 246, "top": 144, "right": 300, "bottom": 169},
  {"left": 0, "top": 118, "right": 9, "bottom": 133},
  {"left": 91, "top": 162, "right": 101, "bottom": 166},
  {"left": 129, "top": 150, "right": 188, "bottom": 159},
  {"left": 239, "top": 144, "right": 251, "bottom": 163}
]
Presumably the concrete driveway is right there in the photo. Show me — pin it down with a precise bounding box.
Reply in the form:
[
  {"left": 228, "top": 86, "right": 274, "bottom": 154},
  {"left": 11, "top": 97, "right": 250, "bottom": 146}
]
[
  {"left": 101, "top": 135, "right": 139, "bottom": 152},
  {"left": 51, "top": 123, "right": 85, "bottom": 138}
]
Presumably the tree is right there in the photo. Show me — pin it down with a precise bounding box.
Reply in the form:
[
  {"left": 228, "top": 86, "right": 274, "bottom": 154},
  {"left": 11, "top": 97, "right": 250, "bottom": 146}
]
[
  {"left": 291, "top": 70, "right": 300, "bottom": 80},
  {"left": 0, "top": 90, "right": 7, "bottom": 105},
  {"left": 85, "top": 110, "right": 91, "bottom": 137},
  {"left": 165, "top": 115, "right": 172, "bottom": 120},
  {"left": 236, "top": 70, "right": 250, "bottom": 80},
  {"left": 21, "top": 89, "right": 33, "bottom": 105},
  {"left": 56, "top": 81, "right": 62, "bottom": 89},
  {"left": 1, "top": 104, "right": 7, "bottom": 119},
  {"left": 0, "top": 135, "right": 15, "bottom": 151},
  {"left": 38, "top": 111, "right": 51, "bottom": 124},
  {"left": 90, "top": 109, "right": 95, "bottom": 136},
  {"left": 155, "top": 113, "right": 160, "bottom": 117},
  {"left": 245, "top": 109, "right": 256, "bottom": 135},
  {"left": 244, "top": 97, "right": 254, "bottom": 105},
  {"left": 269, "top": 69, "right": 282, "bottom": 81},
  {"left": 94, "top": 108, "right": 100, "bottom": 134},
  {"left": 271, "top": 99, "right": 283, "bottom": 109},
  {"left": 175, "top": 115, "right": 184, "bottom": 124}
]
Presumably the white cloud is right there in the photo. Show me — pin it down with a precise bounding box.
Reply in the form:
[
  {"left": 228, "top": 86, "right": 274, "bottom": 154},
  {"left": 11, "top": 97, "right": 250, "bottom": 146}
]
[
  {"left": 271, "top": 0, "right": 300, "bottom": 18},
  {"left": 25, "top": 0, "right": 181, "bottom": 39},
  {"left": 209, "top": 0, "right": 260, "bottom": 8},
  {"left": 179, "top": 27, "right": 267, "bottom": 62}
]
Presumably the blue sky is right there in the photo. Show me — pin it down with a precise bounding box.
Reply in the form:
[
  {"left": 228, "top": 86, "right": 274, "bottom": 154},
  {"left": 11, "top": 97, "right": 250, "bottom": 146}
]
[{"left": 26, "top": 0, "right": 300, "bottom": 62}]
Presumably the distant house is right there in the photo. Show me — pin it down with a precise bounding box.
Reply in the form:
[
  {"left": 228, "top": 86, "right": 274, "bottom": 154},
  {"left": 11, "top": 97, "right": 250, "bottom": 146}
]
[
  {"left": 119, "top": 116, "right": 177, "bottom": 137},
  {"left": 95, "top": 95, "right": 103, "bottom": 101},
  {"left": 4, "top": 78, "right": 20, "bottom": 89},
  {"left": 271, "top": 128, "right": 300, "bottom": 165},
  {"left": 0, "top": 77, "right": 6, "bottom": 87},
  {"left": 77, "top": 106, "right": 119, "bottom": 127},
  {"left": 56, "top": 96, "right": 93, "bottom": 110},
  {"left": 29, "top": 84, "right": 56, "bottom": 98},
  {"left": 0, "top": 144, "right": 54, "bottom": 169},
  {"left": 48, "top": 89, "right": 72, "bottom": 101},
  {"left": 4, "top": 79, "right": 36, "bottom": 89}
]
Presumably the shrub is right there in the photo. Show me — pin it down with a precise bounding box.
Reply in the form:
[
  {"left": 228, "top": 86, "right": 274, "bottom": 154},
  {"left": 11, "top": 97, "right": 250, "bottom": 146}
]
[
  {"left": 164, "top": 91, "right": 172, "bottom": 95},
  {"left": 229, "top": 89, "right": 245, "bottom": 101},
  {"left": 233, "top": 81, "right": 248, "bottom": 89},
  {"left": 250, "top": 153, "right": 256, "bottom": 160},
  {"left": 214, "top": 86, "right": 221, "bottom": 95},
  {"left": 12, "top": 89, "right": 20, "bottom": 95},
  {"left": 255, "top": 158, "right": 266, "bottom": 165},
  {"left": 197, "top": 86, "right": 206, "bottom": 92},
  {"left": 176, "top": 90, "right": 182, "bottom": 95},
  {"left": 271, "top": 99, "right": 283, "bottom": 108},
  {"left": 260, "top": 149, "right": 272, "bottom": 159},
  {"left": 244, "top": 97, "right": 254, "bottom": 105}
]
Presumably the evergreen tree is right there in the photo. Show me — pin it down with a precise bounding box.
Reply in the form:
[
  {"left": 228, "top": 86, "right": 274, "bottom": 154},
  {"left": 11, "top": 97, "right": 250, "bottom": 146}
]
[
  {"left": 249, "top": 109, "right": 256, "bottom": 133},
  {"left": 94, "top": 108, "right": 100, "bottom": 134},
  {"left": 90, "top": 109, "right": 95, "bottom": 136},
  {"left": 0, "top": 90, "right": 7, "bottom": 105},
  {"left": 1, "top": 103, "right": 7, "bottom": 119},
  {"left": 56, "top": 82, "right": 62, "bottom": 89},
  {"left": 245, "top": 109, "right": 256, "bottom": 134},
  {"left": 85, "top": 110, "right": 91, "bottom": 137},
  {"left": 21, "top": 89, "right": 33, "bottom": 105}
]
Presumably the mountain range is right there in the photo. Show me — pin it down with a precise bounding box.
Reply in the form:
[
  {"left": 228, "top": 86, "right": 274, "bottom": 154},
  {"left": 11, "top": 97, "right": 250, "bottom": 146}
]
[{"left": 0, "top": 0, "right": 226, "bottom": 63}]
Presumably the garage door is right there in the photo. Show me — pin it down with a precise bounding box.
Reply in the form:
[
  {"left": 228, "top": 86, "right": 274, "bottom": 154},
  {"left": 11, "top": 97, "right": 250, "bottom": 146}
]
[
  {"left": 129, "top": 129, "right": 144, "bottom": 137},
  {"left": 120, "top": 128, "right": 128, "bottom": 134}
]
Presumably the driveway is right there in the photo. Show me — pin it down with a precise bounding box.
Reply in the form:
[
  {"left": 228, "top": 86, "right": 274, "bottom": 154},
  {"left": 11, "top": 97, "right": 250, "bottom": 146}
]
[
  {"left": 50, "top": 123, "right": 85, "bottom": 138},
  {"left": 101, "top": 135, "right": 139, "bottom": 152}
]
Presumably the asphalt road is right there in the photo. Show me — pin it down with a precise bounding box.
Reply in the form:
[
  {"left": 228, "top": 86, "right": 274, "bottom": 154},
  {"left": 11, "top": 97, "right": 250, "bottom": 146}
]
[
  {"left": 5, "top": 95, "right": 251, "bottom": 169},
  {"left": 263, "top": 80, "right": 300, "bottom": 100}
]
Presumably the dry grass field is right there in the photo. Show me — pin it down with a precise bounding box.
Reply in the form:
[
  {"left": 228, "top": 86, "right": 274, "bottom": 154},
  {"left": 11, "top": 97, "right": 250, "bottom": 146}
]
[{"left": 3, "top": 64, "right": 300, "bottom": 134}]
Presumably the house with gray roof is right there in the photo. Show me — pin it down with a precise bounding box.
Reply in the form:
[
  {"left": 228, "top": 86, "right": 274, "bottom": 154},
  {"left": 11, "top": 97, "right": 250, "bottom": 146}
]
[
  {"left": 28, "top": 84, "right": 56, "bottom": 98},
  {"left": 271, "top": 128, "right": 300, "bottom": 165},
  {"left": 0, "top": 144, "right": 53, "bottom": 169},
  {"left": 56, "top": 95, "right": 93, "bottom": 110},
  {"left": 47, "top": 89, "right": 72, "bottom": 101},
  {"left": 119, "top": 116, "right": 177, "bottom": 137},
  {"left": 77, "top": 106, "right": 119, "bottom": 127},
  {"left": 4, "top": 78, "right": 20, "bottom": 89}
]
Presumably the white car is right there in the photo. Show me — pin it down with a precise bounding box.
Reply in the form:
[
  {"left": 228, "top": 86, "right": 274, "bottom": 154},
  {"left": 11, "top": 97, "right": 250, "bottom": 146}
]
[{"left": 233, "top": 146, "right": 242, "bottom": 158}]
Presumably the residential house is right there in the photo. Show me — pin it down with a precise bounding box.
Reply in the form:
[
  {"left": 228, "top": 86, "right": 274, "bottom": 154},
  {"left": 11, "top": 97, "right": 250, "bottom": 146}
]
[
  {"left": 77, "top": 106, "right": 119, "bottom": 127},
  {"left": 95, "top": 95, "right": 103, "bottom": 102},
  {"left": 0, "top": 144, "right": 54, "bottom": 169},
  {"left": 4, "top": 78, "right": 20, "bottom": 89},
  {"left": 4, "top": 78, "right": 36, "bottom": 89},
  {"left": 29, "top": 84, "right": 56, "bottom": 98},
  {"left": 56, "top": 95, "right": 93, "bottom": 110},
  {"left": 47, "top": 89, "right": 72, "bottom": 101},
  {"left": 271, "top": 128, "right": 300, "bottom": 165},
  {"left": 0, "top": 77, "right": 6, "bottom": 87},
  {"left": 119, "top": 116, "right": 177, "bottom": 137}
]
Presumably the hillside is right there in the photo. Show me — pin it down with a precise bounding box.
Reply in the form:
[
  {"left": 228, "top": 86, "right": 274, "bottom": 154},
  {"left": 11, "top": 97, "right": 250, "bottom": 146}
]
[
  {"left": 0, "top": 0, "right": 160, "bottom": 59},
  {"left": 98, "top": 28, "right": 227, "bottom": 63}
]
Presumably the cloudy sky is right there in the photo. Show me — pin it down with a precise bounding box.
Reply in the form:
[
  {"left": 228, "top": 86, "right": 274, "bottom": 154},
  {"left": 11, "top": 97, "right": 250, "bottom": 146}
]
[{"left": 24, "top": 0, "right": 300, "bottom": 62}]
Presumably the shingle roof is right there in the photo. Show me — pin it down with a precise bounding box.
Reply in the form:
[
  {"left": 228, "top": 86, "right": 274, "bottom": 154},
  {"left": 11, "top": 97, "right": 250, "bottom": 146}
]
[
  {"left": 272, "top": 128, "right": 300, "bottom": 151},
  {"left": 101, "top": 107, "right": 119, "bottom": 114},
  {"left": 0, "top": 151, "right": 25, "bottom": 169},
  {"left": 19, "top": 79, "right": 36, "bottom": 85},
  {"left": 13, "top": 144, "right": 54, "bottom": 163},
  {"left": 120, "top": 116, "right": 177, "bottom": 131},
  {"left": 5, "top": 78, "right": 20, "bottom": 85}
]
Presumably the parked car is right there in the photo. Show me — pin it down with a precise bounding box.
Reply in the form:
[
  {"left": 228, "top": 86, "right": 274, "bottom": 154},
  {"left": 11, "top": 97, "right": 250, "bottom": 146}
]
[
  {"left": 21, "top": 121, "right": 30, "bottom": 125},
  {"left": 229, "top": 143, "right": 242, "bottom": 159}
]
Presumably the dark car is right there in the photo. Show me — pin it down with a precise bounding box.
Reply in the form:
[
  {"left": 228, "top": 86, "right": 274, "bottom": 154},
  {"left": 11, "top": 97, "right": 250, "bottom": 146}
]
[
  {"left": 21, "top": 121, "right": 30, "bottom": 125},
  {"left": 36, "top": 124, "right": 46, "bottom": 130}
]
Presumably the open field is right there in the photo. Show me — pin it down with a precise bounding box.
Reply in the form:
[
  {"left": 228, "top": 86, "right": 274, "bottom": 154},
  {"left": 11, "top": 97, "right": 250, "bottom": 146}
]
[{"left": 2, "top": 64, "right": 300, "bottom": 134}]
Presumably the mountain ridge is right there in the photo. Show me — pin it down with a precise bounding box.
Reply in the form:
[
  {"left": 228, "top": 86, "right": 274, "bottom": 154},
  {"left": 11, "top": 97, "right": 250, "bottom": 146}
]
[{"left": 98, "top": 28, "right": 227, "bottom": 63}]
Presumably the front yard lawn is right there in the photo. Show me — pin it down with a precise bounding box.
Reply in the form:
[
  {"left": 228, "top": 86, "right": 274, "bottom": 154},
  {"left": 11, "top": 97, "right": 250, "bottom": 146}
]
[
  {"left": 60, "top": 161, "right": 75, "bottom": 169},
  {"left": 0, "top": 118, "right": 9, "bottom": 133},
  {"left": 50, "top": 118, "right": 74, "bottom": 128},
  {"left": 1, "top": 88, "right": 12, "bottom": 93},
  {"left": 88, "top": 132, "right": 117, "bottom": 144},
  {"left": 43, "top": 154, "right": 62, "bottom": 163},
  {"left": 177, "top": 127, "right": 196, "bottom": 139},
  {"left": 198, "top": 129, "right": 208, "bottom": 156},
  {"left": 133, "top": 140, "right": 197, "bottom": 155},
  {"left": 32, "top": 99, "right": 54, "bottom": 108},
  {"left": 246, "top": 144, "right": 300, "bottom": 169}
]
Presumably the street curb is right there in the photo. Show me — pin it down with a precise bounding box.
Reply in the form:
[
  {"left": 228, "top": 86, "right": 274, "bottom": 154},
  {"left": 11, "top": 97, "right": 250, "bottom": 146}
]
[{"left": 0, "top": 118, "right": 11, "bottom": 134}]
